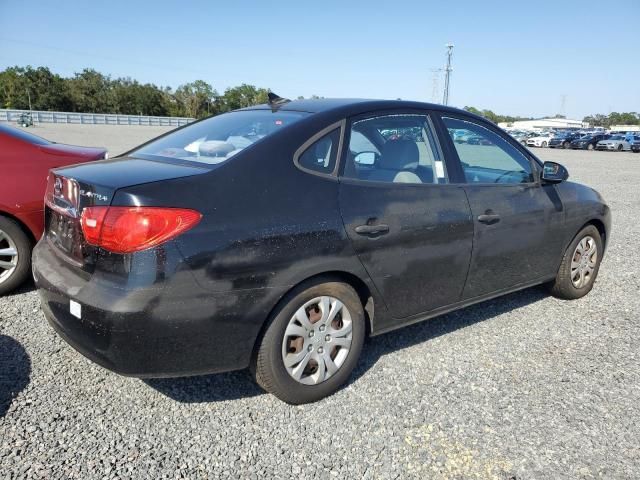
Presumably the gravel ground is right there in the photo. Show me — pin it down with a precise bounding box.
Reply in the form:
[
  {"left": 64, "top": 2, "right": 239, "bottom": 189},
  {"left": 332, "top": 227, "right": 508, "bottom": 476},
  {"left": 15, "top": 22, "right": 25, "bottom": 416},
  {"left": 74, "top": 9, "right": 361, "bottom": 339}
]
[{"left": 1, "top": 145, "right": 639, "bottom": 479}]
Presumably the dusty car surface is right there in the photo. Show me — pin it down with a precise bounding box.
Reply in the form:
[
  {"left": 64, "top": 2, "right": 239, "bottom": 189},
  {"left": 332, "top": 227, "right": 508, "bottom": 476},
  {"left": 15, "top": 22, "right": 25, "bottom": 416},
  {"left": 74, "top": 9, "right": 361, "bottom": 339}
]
[{"left": 33, "top": 97, "right": 611, "bottom": 404}]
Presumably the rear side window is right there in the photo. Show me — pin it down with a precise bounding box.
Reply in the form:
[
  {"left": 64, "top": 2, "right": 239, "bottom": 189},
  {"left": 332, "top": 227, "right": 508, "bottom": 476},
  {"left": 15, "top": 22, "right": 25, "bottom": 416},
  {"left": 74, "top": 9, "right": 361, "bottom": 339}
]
[
  {"left": 295, "top": 127, "right": 341, "bottom": 175},
  {"left": 343, "top": 114, "right": 447, "bottom": 184},
  {"left": 443, "top": 117, "right": 534, "bottom": 184}
]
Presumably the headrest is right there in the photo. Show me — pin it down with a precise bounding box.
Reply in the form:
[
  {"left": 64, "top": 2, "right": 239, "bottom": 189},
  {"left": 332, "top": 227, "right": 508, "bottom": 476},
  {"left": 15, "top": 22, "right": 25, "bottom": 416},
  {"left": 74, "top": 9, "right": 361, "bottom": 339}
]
[{"left": 379, "top": 139, "right": 419, "bottom": 169}]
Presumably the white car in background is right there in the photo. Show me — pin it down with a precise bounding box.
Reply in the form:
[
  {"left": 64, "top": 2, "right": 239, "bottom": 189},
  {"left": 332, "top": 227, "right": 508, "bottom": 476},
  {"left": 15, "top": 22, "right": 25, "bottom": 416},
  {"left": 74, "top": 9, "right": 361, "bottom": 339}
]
[
  {"left": 596, "top": 135, "right": 631, "bottom": 151},
  {"left": 526, "top": 133, "right": 554, "bottom": 148}
]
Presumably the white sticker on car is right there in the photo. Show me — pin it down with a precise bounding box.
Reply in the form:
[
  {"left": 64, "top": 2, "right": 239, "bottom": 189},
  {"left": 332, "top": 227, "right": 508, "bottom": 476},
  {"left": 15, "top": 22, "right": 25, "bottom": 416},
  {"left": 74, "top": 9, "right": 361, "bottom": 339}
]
[
  {"left": 70, "top": 300, "right": 82, "bottom": 319},
  {"left": 435, "top": 161, "right": 445, "bottom": 179}
]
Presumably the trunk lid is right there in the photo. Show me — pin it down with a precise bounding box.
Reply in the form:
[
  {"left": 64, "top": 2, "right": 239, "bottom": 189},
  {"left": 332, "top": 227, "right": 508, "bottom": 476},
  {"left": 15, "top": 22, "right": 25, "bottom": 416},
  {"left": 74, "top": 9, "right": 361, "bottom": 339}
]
[{"left": 44, "top": 156, "right": 209, "bottom": 267}]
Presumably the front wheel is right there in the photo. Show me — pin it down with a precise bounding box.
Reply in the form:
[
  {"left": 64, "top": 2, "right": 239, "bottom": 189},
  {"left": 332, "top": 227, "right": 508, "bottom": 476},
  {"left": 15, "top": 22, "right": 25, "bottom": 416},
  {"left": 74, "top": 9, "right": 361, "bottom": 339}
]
[
  {"left": 587, "top": 143, "right": 594, "bottom": 151},
  {"left": 0, "top": 216, "right": 32, "bottom": 295},
  {"left": 617, "top": 144, "right": 623, "bottom": 151},
  {"left": 563, "top": 141, "right": 570, "bottom": 149},
  {"left": 548, "top": 225, "right": 603, "bottom": 300},
  {"left": 541, "top": 141, "right": 547, "bottom": 148},
  {"left": 253, "top": 281, "right": 365, "bottom": 404}
]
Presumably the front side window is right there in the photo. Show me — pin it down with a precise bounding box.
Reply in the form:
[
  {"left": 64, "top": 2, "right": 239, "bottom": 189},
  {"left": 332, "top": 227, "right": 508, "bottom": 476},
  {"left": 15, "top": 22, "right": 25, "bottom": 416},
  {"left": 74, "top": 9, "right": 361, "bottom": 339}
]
[
  {"left": 443, "top": 117, "right": 534, "bottom": 184},
  {"left": 133, "top": 110, "right": 308, "bottom": 165},
  {"left": 342, "top": 114, "right": 446, "bottom": 184}
]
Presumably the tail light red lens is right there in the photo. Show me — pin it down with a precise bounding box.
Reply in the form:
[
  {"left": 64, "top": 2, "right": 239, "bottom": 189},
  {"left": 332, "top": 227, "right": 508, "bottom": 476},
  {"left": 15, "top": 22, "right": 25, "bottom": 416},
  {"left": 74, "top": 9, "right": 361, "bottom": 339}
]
[{"left": 81, "top": 207, "right": 202, "bottom": 254}]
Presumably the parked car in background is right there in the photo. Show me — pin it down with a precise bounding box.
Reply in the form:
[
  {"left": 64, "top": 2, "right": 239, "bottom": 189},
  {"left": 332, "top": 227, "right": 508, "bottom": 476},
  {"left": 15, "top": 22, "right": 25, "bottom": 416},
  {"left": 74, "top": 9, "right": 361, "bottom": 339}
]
[
  {"left": 526, "top": 133, "right": 554, "bottom": 148},
  {"left": 18, "top": 113, "right": 33, "bottom": 128},
  {"left": 510, "top": 131, "right": 537, "bottom": 145},
  {"left": 33, "top": 97, "right": 610, "bottom": 404},
  {"left": 570, "top": 134, "right": 610, "bottom": 150},
  {"left": 548, "top": 132, "right": 583, "bottom": 149},
  {"left": 0, "top": 124, "right": 107, "bottom": 295},
  {"left": 596, "top": 135, "right": 631, "bottom": 151},
  {"left": 630, "top": 136, "right": 640, "bottom": 153}
]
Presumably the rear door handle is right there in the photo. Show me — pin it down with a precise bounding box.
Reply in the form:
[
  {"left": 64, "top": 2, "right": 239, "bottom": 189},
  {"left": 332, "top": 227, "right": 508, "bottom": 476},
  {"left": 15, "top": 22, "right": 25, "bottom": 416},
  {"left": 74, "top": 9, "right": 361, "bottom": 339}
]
[
  {"left": 477, "top": 213, "right": 500, "bottom": 224},
  {"left": 355, "top": 224, "right": 390, "bottom": 235}
]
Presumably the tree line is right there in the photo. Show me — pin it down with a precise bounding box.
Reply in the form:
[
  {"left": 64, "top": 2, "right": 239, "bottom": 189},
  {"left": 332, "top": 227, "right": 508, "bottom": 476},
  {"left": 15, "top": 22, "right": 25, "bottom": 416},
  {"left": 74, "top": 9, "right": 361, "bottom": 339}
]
[
  {"left": 464, "top": 105, "right": 639, "bottom": 127},
  {"left": 0, "top": 66, "right": 295, "bottom": 118},
  {"left": 2, "top": 66, "right": 636, "bottom": 126}
]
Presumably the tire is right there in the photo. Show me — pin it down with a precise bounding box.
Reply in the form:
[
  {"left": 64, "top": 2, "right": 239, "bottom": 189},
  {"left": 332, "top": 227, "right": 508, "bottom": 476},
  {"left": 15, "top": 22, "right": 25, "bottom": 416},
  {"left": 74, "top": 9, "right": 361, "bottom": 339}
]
[
  {"left": 548, "top": 225, "right": 603, "bottom": 300},
  {"left": 587, "top": 143, "right": 594, "bottom": 151},
  {"left": 0, "top": 216, "right": 33, "bottom": 295},
  {"left": 542, "top": 141, "right": 547, "bottom": 148},
  {"left": 617, "top": 144, "right": 623, "bottom": 151},
  {"left": 253, "top": 280, "right": 365, "bottom": 404},
  {"left": 563, "top": 141, "right": 570, "bottom": 149}
]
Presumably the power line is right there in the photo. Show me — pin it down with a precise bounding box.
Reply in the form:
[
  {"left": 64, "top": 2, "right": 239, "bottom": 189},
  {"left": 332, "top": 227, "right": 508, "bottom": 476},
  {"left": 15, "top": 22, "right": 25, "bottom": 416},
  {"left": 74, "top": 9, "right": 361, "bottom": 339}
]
[{"left": 442, "top": 44, "right": 454, "bottom": 106}]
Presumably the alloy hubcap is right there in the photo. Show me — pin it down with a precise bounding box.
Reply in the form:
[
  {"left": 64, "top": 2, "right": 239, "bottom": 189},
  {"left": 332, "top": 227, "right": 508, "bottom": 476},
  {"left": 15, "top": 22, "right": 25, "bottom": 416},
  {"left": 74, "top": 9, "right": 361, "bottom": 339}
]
[
  {"left": 281, "top": 296, "right": 353, "bottom": 385},
  {"left": 571, "top": 236, "right": 597, "bottom": 288},
  {"left": 0, "top": 228, "right": 19, "bottom": 285}
]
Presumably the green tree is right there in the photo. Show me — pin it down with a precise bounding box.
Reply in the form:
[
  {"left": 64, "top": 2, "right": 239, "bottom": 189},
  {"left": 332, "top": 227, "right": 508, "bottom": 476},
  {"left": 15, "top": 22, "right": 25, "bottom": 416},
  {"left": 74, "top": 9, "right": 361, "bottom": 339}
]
[
  {"left": 67, "top": 69, "right": 115, "bottom": 113},
  {"left": 219, "top": 84, "right": 269, "bottom": 112},
  {"left": 173, "top": 80, "right": 217, "bottom": 118}
]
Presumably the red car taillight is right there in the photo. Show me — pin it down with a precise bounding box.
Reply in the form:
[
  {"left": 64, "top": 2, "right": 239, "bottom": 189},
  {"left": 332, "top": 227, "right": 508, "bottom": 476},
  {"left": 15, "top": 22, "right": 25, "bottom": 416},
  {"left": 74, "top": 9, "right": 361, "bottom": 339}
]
[{"left": 81, "top": 206, "right": 202, "bottom": 254}]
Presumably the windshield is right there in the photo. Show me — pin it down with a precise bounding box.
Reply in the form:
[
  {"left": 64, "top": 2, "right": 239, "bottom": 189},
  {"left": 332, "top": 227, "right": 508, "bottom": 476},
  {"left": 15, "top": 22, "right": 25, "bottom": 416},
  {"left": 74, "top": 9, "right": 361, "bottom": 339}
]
[
  {"left": 133, "top": 110, "right": 309, "bottom": 164},
  {"left": 609, "top": 136, "right": 624, "bottom": 140}
]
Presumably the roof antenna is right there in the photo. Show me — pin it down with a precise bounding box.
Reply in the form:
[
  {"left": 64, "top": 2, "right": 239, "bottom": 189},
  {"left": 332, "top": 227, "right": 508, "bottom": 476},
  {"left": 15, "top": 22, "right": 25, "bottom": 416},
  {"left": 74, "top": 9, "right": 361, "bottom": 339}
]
[{"left": 267, "top": 92, "right": 291, "bottom": 110}]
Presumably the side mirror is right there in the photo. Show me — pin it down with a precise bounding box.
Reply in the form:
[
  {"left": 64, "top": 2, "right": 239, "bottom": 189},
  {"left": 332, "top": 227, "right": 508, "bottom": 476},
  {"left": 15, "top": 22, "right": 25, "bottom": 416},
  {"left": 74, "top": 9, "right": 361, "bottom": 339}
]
[
  {"left": 542, "top": 161, "right": 569, "bottom": 183},
  {"left": 354, "top": 151, "right": 377, "bottom": 165}
]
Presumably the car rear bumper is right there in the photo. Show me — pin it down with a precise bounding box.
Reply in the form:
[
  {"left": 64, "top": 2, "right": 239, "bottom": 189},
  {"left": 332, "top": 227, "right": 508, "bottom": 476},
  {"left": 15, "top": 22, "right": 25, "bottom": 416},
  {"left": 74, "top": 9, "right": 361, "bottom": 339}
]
[{"left": 33, "top": 238, "right": 285, "bottom": 378}]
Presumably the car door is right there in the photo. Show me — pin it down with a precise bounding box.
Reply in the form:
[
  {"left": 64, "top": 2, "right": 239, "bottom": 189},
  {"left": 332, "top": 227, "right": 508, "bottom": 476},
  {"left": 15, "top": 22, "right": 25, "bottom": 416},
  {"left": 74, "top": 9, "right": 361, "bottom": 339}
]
[
  {"left": 437, "top": 114, "right": 567, "bottom": 299},
  {"left": 338, "top": 111, "right": 474, "bottom": 321}
]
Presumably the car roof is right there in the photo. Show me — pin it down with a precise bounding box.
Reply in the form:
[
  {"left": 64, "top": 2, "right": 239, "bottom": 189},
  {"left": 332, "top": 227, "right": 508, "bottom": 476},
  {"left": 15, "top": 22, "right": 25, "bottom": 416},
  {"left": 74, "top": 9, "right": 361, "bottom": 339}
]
[{"left": 241, "top": 97, "right": 478, "bottom": 118}]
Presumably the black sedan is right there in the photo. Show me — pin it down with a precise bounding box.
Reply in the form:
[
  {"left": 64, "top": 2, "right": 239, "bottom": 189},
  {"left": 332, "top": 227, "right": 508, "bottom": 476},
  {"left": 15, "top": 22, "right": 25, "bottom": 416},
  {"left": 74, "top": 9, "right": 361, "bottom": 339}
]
[
  {"left": 548, "top": 132, "right": 582, "bottom": 149},
  {"left": 33, "top": 97, "right": 611, "bottom": 404},
  {"left": 570, "top": 134, "right": 610, "bottom": 150}
]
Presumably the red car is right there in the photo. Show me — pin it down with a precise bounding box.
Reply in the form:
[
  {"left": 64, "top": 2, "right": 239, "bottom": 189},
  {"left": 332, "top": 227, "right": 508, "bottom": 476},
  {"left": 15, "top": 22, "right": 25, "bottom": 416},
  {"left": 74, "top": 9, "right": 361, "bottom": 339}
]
[{"left": 0, "top": 124, "right": 107, "bottom": 294}]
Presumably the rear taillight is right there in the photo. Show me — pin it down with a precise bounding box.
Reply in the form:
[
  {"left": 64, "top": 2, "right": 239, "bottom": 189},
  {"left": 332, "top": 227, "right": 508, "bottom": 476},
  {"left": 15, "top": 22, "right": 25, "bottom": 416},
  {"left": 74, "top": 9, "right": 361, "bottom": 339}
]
[{"left": 81, "top": 207, "right": 201, "bottom": 254}]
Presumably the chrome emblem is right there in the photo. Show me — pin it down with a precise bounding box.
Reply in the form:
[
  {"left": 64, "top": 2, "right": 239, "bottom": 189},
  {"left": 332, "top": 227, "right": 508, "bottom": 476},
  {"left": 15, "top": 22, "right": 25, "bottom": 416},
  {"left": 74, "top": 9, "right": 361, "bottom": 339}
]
[{"left": 54, "top": 177, "right": 63, "bottom": 197}]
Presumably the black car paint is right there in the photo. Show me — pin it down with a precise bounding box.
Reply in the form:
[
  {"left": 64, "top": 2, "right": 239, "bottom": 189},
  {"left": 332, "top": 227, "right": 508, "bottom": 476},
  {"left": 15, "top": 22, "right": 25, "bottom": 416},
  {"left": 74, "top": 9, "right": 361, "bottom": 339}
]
[
  {"left": 570, "top": 134, "right": 609, "bottom": 150},
  {"left": 33, "top": 99, "right": 611, "bottom": 378},
  {"left": 548, "top": 133, "right": 582, "bottom": 149}
]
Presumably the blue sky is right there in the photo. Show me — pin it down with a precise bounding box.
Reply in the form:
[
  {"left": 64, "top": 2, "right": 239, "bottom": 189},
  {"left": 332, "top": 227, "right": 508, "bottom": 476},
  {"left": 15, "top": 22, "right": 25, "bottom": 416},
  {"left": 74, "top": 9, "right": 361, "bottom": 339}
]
[{"left": 0, "top": 0, "right": 638, "bottom": 119}]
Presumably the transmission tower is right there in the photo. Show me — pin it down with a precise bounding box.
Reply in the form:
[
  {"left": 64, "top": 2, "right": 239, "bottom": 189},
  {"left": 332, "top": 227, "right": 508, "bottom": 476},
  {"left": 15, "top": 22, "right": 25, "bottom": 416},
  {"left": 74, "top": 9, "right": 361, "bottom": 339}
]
[
  {"left": 442, "top": 44, "right": 454, "bottom": 105},
  {"left": 430, "top": 68, "right": 442, "bottom": 103}
]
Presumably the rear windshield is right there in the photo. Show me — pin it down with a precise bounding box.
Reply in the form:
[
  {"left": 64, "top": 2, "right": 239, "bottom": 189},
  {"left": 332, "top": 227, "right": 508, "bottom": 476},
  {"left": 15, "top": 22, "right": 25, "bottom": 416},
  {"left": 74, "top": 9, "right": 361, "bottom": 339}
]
[
  {"left": 0, "top": 124, "right": 51, "bottom": 145},
  {"left": 132, "top": 110, "right": 309, "bottom": 164}
]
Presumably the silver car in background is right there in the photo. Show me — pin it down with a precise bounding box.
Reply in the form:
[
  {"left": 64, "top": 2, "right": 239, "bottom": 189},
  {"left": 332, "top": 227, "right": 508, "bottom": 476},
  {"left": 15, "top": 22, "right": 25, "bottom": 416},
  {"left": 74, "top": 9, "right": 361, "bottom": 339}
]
[{"left": 596, "top": 135, "right": 631, "bottom": 151}]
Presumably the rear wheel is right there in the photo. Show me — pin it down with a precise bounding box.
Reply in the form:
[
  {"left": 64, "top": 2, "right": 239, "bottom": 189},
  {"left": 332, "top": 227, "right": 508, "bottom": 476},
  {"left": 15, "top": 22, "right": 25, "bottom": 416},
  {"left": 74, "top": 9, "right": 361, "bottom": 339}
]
[
  {"left": 563, "top": 141, "right": 570, "bottom": 149},
  {"left": 0, "top": 217, "right": 32, "bottom": 295},
  {"left": 548, "top": 225, "right": 602, "bottom": 300},
  {"left": 254, "top": 281, "right": 365, "bottom": 404}
]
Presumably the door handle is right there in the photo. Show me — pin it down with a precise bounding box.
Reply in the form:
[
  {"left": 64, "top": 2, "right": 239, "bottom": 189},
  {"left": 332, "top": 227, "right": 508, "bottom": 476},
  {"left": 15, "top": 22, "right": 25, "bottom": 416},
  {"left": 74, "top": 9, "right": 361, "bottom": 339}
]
[
  {"left": 477, "top": 213, "right": 500, "bottom": 224},
  {"left": 355, "top": 224, "right": 390, "bottom": 235}
]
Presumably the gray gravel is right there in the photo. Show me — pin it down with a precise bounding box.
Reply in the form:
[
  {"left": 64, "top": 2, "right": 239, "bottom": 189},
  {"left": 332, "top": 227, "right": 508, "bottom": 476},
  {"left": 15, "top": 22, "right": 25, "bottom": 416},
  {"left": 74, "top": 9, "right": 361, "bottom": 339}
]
[{"left": 1, "top": 147, "right": 639, "bottom": 479}]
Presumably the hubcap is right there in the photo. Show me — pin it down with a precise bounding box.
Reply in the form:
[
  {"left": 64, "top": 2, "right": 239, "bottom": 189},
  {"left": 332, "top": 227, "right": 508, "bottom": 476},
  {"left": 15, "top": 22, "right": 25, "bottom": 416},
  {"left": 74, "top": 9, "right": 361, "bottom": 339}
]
[
  {"left": 571, "top": 235, "right": 597, "bottom": 288},
  {"left": 281, "top": 296, "right": 353, "bottom": 385},
  {"left": 0, "top": 228, "right": 19, "bottom": 285}
]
